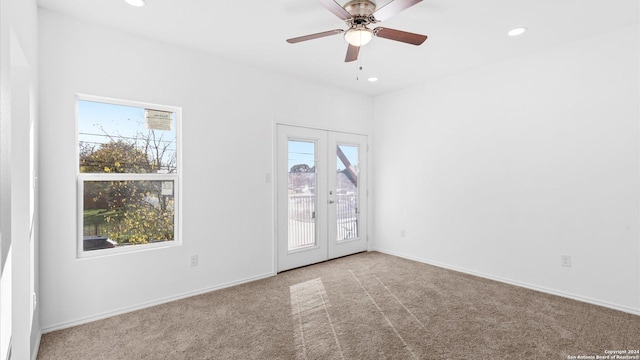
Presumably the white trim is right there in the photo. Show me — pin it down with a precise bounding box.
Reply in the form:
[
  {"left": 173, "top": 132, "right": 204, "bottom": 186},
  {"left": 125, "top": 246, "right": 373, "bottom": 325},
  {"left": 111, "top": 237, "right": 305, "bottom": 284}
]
[
  {"left": 272, "top": 120, "right": 372, "bottom": 273},
  {"left": 40, "top": 272, "right": 275, "bottom": 334},
  {"left": 371, "top": 248, "right": 640, "bottom": 316},
  {"left": 76, "top": 176, "right": 181, "bottom": 259},
  {"left": 78, "top": 173, "right": 179, "bottom": 181},
  {"left": 76, "top": 93, "right": 181, "bottom": 115},
  {"left": 75, "top": 94, "right": 183, "bottom": 176},
  {"left": 30, "top": 330, "right": 41, "bottom": 360},
  {"left": 75, "top": 95, "right": 183, "bottom": 259},
  {"left": 272, "top": 121, "right": 278, "bottom": 275},
  {"left": 274, "top": 121, "right": 368, "bottom": 138},
  {"left": 274, "top": 124, "right": 368, "bottom": 272}
]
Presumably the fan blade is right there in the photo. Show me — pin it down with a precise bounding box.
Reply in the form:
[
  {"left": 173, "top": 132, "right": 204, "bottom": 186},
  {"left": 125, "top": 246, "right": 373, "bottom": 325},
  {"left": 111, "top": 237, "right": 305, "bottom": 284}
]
[
  {"left": 317, "top": 0, "right": 353, "bottom": 20},
  {"left": 345, "top": 44, "right": 360, "bottom": 62},
  {"left": 374, "top": 27, "right": 427, "bottom": 45},
  {"left": 372, "top": 0, "right": 422, "bottom": 22},
  {"left": 286, "top": 29, "right": 344, "bottom": 43}
]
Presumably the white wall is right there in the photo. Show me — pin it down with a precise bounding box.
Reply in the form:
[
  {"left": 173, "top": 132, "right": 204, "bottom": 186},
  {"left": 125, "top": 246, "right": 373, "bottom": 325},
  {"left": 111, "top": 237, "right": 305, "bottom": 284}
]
[
  {"left": 38, "top": 10, "right": 373, "bottom": 331},
  {"left": 372, "top": 25, "right": 640, "bottom": 314},
  {"left": 0, "top": 0, "right": 40, "bottom": 358}
]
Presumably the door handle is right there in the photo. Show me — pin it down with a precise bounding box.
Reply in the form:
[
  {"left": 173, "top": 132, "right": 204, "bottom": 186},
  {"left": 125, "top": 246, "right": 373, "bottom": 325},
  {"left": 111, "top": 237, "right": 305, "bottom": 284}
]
[{"left": 329, "top": 200, "right": 335, "bottom": 204}]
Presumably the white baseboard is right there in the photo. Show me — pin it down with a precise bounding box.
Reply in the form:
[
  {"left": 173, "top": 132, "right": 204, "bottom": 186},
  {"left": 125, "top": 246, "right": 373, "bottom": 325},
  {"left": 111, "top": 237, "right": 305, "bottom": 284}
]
[
  {"left": 371, "top": 247, "right": 640, "bottom": 316},
  {"left": 41, "top": 271, "right": 275, "bottom": 333}
]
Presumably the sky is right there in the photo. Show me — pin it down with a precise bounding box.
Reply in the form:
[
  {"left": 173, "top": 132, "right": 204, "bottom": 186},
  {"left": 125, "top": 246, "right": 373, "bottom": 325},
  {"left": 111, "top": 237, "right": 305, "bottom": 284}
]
[
  {"left": 78, "top": 99, "right": 176, "bottom": 144},
  {"left": 78, "top": 99, "right": 356, "bottom": 174},
  {"left": 288, "top": 140, "right": 359, "bottom": 172},
  {"left": 78, "top": 99, "right": 177, "bottom": 170}
]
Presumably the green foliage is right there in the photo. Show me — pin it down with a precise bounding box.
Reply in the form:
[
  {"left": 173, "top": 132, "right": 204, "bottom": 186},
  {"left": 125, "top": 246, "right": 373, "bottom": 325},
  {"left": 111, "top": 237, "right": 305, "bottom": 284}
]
[
  {"left": 104, "top": 195, "right": 174, "bottom": 245},
  {"left": 80, "top": 140, "right": 152, "bottom": 174},
  {"left": 81, "top": 139, "right": 175, "bottom": 246}
]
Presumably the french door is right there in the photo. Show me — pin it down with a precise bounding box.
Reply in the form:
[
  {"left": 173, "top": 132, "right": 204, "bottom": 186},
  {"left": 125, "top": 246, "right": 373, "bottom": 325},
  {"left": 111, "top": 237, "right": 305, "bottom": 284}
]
[{"left": 276, "top": 125, "right": 368, "bottom": 272}]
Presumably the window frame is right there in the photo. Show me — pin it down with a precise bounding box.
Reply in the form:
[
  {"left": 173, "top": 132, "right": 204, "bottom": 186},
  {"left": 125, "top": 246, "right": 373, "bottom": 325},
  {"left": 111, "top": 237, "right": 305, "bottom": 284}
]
[{"left": 75, "top": 94, "right": 182, "bottom": 258}]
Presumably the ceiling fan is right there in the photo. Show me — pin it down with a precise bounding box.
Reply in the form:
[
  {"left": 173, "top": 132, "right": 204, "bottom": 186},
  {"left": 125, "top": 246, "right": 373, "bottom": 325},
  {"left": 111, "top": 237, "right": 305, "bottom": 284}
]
[{"left": 286, "top": 0, "right": 428, "bottom": 62}]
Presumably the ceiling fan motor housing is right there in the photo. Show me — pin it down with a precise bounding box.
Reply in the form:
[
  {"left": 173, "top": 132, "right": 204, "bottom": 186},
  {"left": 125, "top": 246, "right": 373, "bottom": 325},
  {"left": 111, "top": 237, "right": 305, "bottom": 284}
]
[{"left": 344, "top": 0, "right": 377, "bottom": 17}]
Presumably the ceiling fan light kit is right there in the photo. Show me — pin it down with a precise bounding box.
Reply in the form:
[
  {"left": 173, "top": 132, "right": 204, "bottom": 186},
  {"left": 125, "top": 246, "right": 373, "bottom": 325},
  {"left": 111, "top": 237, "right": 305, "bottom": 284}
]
[
  {"left": 286, "top": 0, "right": 428, "bottom": 62},
  {"left": 344, "top": 27, "right": 373, "bottom": 46},
  {"left": 124, "top": 0, "right": 146, "bottom": 7}
]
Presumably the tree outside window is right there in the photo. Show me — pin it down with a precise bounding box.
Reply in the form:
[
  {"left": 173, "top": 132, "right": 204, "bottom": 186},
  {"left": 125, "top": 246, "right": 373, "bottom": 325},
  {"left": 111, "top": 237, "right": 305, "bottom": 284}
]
[{"left": 77, "top": 97, "right": 180, "bottom": 253}]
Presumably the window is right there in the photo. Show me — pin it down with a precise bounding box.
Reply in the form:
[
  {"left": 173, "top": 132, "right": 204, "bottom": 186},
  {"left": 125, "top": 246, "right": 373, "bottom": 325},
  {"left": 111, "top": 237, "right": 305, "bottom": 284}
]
[{"left": 77, "top": 95, "right": 181, "bottom": 256}]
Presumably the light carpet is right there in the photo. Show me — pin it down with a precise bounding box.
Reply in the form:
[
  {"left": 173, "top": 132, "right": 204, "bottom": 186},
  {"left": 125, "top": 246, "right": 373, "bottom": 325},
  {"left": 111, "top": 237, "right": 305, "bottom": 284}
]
[{"left": 37, "top": 252, "right": 640, "bottom": 359}]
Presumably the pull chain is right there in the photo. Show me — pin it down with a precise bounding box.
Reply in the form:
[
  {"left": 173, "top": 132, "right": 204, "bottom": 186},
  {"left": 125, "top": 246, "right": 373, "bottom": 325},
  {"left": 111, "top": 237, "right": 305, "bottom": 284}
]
[{"left": 356, "top": 56, "right": 364, "bottom": 81}]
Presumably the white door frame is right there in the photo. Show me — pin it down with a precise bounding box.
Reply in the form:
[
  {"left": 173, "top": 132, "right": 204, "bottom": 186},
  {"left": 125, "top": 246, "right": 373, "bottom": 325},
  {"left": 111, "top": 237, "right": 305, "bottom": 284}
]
[
  {"left": 327, "top": 131, "right": 368, "bottom": 260},
  {"left": 275, "top": 124, "right": 368, "bottom": 272}
]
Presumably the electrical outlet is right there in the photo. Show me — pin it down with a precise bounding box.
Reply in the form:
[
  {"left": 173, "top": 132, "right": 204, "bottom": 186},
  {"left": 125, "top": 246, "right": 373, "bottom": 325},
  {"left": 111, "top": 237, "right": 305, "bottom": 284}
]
[
  {"left": 561, "top": 255, "right": 571, "bottom": 267},
  {"left": 190, "top": 254, "right": 198, "bottom": 267},
  {"left": 400, "top": 229, "right": 406, "bottom": 238}
]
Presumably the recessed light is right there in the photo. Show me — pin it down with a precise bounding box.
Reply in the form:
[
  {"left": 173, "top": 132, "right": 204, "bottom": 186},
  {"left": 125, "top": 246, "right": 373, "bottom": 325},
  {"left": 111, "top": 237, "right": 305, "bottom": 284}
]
[
  {"left": 508, "top": 27, "right": 527, "bottom": 37},
  {"left": 125, "top": 0, "right": 146, "bottom": 7},
  {"left": 368, "top": 77, "right": 379, "bottom": 82}
]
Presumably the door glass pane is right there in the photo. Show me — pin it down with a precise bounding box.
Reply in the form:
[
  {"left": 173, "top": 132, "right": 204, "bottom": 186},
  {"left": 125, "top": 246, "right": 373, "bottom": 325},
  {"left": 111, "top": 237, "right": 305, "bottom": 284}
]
[
  {"left": 336, "top": 145, "right": 359, "bottom": 241},
  {"left": 288, "top": 140, "right": 316, "bottom": 250}
]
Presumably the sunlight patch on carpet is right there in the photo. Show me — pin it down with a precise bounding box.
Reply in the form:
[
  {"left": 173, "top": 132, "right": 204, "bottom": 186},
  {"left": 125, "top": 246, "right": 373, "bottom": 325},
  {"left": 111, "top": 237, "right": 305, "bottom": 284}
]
[
  {"left": 350, "top": 269, "right": 420, "bottom": 359},
  {"left": 290, "top": 278, "right": 345, "bottom": 360}
]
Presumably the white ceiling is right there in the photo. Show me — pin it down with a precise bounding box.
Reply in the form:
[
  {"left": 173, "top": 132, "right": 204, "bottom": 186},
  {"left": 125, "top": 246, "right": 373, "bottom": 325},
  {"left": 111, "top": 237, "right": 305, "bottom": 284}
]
[{"left": 36, "top": 0, "right": 639, "bottom": 96}]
